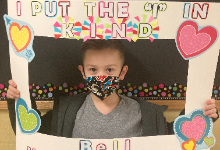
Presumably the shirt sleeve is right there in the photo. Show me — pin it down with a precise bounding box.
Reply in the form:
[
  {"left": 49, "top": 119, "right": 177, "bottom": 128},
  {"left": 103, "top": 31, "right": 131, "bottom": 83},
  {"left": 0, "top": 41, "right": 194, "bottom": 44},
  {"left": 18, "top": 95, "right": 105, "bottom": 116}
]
[{"left": 7, "top": 98, "right": 16, "bottom": 135}]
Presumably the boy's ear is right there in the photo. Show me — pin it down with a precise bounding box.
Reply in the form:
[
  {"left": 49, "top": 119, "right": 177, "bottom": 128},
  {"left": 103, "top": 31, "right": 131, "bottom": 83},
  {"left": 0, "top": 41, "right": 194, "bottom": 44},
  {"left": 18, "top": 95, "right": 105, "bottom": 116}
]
[
  {"left": 119, "top": 65, "right": 128, "bottom": 80},
  {"left": 78, "top": 65, "right": 85, "bottom": 79}
]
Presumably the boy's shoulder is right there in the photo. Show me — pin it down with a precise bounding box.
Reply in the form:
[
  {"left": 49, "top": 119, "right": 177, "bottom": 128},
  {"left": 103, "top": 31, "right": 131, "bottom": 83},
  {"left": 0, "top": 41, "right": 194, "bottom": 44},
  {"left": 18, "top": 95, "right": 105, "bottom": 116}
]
[
  {"left": 55, "top": 91, "right": 89, "bottom": 101},
  {"left": 54, "top": 92, "right": 89, "bottom": 112},
  {"left": 54, "top": 92, "right": 89, "bottom": 137}
]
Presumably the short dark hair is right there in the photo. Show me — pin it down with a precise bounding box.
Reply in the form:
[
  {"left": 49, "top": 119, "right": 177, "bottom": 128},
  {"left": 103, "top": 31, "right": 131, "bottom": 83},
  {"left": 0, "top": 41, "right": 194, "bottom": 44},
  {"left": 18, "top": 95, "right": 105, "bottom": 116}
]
[{"left": 81, "top": 39, "right": 125, "bottom": 65}]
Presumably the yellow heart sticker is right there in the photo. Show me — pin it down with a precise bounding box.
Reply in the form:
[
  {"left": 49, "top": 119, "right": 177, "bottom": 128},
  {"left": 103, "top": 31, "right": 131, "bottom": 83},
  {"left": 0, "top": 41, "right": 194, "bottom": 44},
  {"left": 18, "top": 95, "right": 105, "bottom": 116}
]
[
  {"left": 182, "top": 138, "right": 196, "bottom": 150},
  {"left": 9, "top": 23, "right": 31, "bottom": 52}
]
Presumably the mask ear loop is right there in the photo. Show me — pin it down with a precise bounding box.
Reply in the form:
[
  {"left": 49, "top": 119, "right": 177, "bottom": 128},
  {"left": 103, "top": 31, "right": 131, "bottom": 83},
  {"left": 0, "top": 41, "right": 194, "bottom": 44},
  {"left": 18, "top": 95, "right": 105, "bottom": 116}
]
[
  {"left": 82, "top": 66, "right": 86, "bottom": 78},
  {"left": 115, "top": 64, "right": 125, "bottom": 96},
  {"left": 118, "top": 63, "right": 125, "bottom": 78}
]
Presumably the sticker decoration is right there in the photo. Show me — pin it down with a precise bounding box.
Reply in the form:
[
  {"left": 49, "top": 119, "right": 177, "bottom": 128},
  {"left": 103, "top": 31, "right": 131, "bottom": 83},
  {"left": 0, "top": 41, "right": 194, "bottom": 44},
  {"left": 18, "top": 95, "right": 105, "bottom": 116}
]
[
  {"left": 175, "top": 20, "right": 218, "bottom": 60},
  {"left": 105, "top": 22, "right": 112, "bottom": 40},
  {"left": 105, "top": 17, "right": 132, "bottom": 41},
  {"left": 52, "top": 7, "right": 160, "bottom": 42},
  {"left": 182, "top": 138, "right": 196, "bottom": 150},
  {"left": 3, "top": 14, "right": 35, "bottom": 62},
  {"left": 82, "top": 16, "right": 104, "bottom": 41},
  {"left": 16, "top": 98, "right": 41, "bottom": 134},
  {"left": 133, "top": 14, "right": 159, "bottom": 42},
  {"left": 54, "top": 15, "right": 79, "bottom": 39},
  {"left": 173, "top": 109, "right": 216, "bottom": 150},
  {"left": 73, "top": 21, "right": 82, "bottom": 40},
  {"left": 54, "top": 20, "right": 62, "bottom": 39},
  {"left": 203, "top": 137, "right": 215, "bottom": 147}
]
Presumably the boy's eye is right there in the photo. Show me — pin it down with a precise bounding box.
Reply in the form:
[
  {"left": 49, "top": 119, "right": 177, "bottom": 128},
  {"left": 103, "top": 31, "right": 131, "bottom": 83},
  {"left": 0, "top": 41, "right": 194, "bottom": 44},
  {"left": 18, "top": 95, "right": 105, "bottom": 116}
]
[
  {"left": 106, "top": 68, "right": 114, "bottom": 72},
  {"left": 90, "top": 68, "right": 97, "bottom": 72}
]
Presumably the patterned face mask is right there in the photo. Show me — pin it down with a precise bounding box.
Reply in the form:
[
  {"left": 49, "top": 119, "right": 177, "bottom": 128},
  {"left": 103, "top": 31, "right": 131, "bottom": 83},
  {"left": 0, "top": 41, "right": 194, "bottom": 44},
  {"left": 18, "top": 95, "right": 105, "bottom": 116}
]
[{"left": 85, "top": 75, "right": 120, "bottom": 100}]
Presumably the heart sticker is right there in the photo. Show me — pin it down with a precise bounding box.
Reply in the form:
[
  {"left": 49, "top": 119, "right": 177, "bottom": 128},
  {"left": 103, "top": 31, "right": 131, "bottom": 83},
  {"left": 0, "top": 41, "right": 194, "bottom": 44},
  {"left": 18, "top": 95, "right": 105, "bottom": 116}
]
[
  {"left": 182, "top": 138, "right": 196, "bottom": 150},
  {"left": 175, "top": 20, "right": 218, "bottom": 60},
  {"left": 181, "top": 116, "right": 206, "bottom": 141},
  {"left": 16, "top": 98, "right": 41, "bottom": 134},
  {"left": 204, "top": 137, "right": 214, "bottom": 147},
  {"left": 174, "top": 109, "right": 216, "bottom": 150},
  {"left": 3, "top": 14, "right": 35, "bottom": 62},
  {"left": 174, "top": 110, "right": 210, "bottom": 144},
  {"left": 9, "top": 22, "right": 31, "bottom": 53}
]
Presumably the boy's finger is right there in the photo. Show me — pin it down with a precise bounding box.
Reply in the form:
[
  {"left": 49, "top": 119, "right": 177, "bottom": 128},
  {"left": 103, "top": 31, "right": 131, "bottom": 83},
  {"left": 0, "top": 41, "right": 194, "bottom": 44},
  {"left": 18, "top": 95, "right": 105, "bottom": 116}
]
[
  {"left": 7, "top": 90, "right": 20, "bottom": 99},
  {"left": 208, "top": 113, "right": 218, "bottom": 118},
  {"left": 7, "top": 88, "right": 20, "bottom": 98},
  {"left": 7, "top": 93, "right": 18, "bottom": 99},
  {"left": 8, "top": 85, "right": 20, "bottom": 95},
  {"left": 8, "top": 79, "right": 17, "bottom": 88},
  {"left": 206, "top": 99, "right": 215, "bottom": 105},
  {"left": 203, "top": 103, "right": 216, "bottom": 111},
  {"left": 203, "top": 108, "right": 217, "bottom": 116},
  {"left": 6, "top": 92, "right": 12, "bottom": 99}
]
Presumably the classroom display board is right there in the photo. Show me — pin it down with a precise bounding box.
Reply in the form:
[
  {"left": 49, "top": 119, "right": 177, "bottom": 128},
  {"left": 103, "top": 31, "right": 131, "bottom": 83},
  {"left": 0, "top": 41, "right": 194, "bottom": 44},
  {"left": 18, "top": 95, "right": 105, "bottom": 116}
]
[
  {"left": 1, "top": 1, "right": 220, "bottom": 101},
  {"left": 1, "top": 0, "right": 220, "bottom": 150}
]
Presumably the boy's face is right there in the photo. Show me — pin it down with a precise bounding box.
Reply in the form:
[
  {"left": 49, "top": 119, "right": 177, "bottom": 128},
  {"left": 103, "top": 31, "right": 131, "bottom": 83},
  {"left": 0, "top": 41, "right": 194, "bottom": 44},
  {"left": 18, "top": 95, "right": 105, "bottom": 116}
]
[{"left": 78, "top": 48, "right": 128, "bottom": 80}]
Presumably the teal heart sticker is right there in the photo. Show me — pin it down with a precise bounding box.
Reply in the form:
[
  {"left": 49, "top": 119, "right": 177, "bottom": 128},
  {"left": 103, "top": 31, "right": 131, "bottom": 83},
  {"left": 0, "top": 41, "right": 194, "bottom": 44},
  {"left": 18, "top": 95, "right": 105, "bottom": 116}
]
[
  {"left": 16, "top": 98, "right": 41, "bottom": 134},
  {"left": 173, "top": 109, "right": 216, "bottom": 150}
]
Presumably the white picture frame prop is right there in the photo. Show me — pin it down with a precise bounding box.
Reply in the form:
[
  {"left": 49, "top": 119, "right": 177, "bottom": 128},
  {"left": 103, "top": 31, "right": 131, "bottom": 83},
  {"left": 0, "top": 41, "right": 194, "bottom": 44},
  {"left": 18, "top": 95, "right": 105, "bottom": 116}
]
[{"left": 4, "top": 0, "right": 220, "bottom": 149}]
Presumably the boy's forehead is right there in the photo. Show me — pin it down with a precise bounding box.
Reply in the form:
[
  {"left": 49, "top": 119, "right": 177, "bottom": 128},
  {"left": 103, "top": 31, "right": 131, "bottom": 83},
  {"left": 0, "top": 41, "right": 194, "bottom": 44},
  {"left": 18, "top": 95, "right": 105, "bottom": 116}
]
[
  {"left": 84, "top": 48, "right": 120, "bottom": 58},
  {"left": 83, "top": 48, "right": 123, "bottom": 66}
]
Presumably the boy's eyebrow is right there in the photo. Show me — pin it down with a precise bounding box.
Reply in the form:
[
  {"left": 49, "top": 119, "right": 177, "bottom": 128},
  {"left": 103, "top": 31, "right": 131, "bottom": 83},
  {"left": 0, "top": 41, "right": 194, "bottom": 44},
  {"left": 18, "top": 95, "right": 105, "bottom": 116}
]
[
  {"left": 105, "top": 64, "right": 118, "bottom": 67},
  {"left": 85, "top": 64, "right": 118, "bottom": 67},
  {"left": 86, "top": 64, "right": 97, "bottom": 67}
]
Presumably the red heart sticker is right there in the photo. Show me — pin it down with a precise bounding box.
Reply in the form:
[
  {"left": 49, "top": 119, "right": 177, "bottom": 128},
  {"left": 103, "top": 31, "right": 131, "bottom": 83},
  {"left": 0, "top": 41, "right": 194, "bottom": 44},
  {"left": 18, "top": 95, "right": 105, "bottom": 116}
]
[{"left": 176, "top": 20, "right": 218, "bottom": 59}]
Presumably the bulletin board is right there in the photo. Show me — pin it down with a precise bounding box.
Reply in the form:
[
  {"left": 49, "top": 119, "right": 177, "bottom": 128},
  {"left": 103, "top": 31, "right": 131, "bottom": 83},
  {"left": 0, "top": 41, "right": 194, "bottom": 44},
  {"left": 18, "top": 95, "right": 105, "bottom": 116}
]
[{"left": 0, "top": 0, "right": 220, "bottom": 101}]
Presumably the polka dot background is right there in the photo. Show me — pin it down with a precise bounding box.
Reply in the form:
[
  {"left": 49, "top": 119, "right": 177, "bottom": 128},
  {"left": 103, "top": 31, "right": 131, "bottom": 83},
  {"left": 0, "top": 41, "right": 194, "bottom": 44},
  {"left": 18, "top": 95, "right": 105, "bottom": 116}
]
[{"left": 0, "top": 83, "right": 220, "bottom": 100}]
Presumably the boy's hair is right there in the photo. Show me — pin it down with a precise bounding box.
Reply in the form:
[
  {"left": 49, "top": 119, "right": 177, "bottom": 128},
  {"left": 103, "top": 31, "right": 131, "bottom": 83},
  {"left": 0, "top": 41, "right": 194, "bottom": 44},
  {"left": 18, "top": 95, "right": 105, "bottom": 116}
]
[{"left": 81, "top": 39, "right": 125, "bottom": 65}]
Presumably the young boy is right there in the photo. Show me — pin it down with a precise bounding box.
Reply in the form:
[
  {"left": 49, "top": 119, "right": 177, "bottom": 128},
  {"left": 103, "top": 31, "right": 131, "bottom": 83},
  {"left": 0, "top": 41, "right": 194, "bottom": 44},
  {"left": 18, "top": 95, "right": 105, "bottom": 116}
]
[{"left": 7, "top": 39, "right": 219, "bottom": 138}]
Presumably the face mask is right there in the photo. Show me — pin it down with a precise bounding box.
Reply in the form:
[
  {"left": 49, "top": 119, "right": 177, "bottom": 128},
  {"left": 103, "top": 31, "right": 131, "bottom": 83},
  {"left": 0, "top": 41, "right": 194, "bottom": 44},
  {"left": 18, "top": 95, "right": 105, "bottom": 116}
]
[{"left": 85, "top": 75, "right": 120, "bottom": 100}]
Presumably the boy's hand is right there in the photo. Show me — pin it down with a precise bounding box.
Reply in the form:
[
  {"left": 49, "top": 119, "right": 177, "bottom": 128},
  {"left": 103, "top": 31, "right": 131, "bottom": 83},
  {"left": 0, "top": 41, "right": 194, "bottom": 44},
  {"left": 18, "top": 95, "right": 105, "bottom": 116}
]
[
  {"left": 203, "top": 99, "right": 218, "bottom": 118},
  {"left": 6, "top": 79, "right": 20, "bottom": 99}
]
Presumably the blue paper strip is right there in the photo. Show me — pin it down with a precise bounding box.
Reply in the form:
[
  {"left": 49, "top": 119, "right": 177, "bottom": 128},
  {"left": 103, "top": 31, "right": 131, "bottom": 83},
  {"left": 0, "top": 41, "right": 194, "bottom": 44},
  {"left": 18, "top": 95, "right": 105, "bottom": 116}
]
[
  {"left": 83, "top": 20, "right": 90, "bottom": 26},
  {"left": 133, "top": 23, "right": 138, "bottom": 29},
  {"left": 127, "top": 21, "right": 132, "bottom": 28},
  {"left": 152, "top": 34, "right": 158, "bottom": 39},
  {"left": 73, "top": 28, "right": 82, "bottom": 32},
  {"left": 105, "top": 36, "right": 111, "bottom": 40},
  {"left": 54, "top": 26, "right": 61, "bottom": 33}
]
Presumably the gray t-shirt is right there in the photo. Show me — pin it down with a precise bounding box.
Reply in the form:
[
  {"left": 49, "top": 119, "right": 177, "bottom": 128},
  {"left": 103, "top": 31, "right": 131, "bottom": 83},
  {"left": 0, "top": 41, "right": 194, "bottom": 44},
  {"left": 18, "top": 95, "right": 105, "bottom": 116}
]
[{"left": 72, "top": 94, "right": 142, "bottom": 139}]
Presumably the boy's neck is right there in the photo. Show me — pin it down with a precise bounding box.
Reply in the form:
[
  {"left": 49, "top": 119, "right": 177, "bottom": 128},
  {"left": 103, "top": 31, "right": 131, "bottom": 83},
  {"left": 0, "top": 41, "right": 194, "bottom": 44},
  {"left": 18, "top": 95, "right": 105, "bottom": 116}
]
[
  {"left": 91, "top": 92, "right": 121, "bottom": 105},
  {"left": 90, "top": 92, "right": 121, "bottom": 115}
]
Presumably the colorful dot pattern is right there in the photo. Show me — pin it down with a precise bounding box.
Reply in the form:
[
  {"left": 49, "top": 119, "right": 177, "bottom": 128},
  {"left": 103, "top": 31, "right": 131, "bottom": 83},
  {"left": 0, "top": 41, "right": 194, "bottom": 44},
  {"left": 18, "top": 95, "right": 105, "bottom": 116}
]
[{"left": 0, "top": 83, "right": 220, "bottom": 100}]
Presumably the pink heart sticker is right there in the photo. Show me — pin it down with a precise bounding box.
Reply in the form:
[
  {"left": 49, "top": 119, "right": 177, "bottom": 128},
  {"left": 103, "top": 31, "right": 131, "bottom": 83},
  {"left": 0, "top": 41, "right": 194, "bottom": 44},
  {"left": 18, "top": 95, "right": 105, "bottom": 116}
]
[
  {"left": 176, "top": 20, "right": 218, "bottom": 59},
  {"left": 181, "top": 116, "right": 206, "bottom": 141}
]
